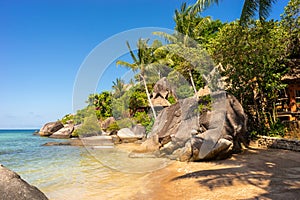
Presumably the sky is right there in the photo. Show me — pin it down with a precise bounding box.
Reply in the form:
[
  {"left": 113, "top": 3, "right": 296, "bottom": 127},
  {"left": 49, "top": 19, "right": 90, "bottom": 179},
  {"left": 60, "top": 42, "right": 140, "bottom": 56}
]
[{"left": 0, "top": 0, "right": 290, "bottom": 129}]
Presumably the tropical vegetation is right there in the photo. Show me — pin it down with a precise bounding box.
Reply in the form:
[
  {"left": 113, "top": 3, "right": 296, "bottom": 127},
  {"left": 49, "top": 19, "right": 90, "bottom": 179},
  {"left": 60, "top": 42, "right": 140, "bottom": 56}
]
[{"left": 61, "top": 0, "right": 299, "bottom": 138}]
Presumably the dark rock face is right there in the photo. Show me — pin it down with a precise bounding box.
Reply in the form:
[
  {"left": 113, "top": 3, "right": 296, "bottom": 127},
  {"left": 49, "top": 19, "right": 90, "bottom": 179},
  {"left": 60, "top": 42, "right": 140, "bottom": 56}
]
[
  {"left": 39, "top": 121, "right": 64, "bottom": 136},
  {"left": 143, "top": 92, "right": 248, "bottom": 161},
  {"left": 0, "top": 164, "right": 48, "bottom": 200}
]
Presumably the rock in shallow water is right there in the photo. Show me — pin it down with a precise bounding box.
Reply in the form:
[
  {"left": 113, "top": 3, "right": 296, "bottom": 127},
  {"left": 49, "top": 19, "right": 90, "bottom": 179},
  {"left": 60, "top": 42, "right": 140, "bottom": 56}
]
[
  {"left": 0, "top": 164, "right": 48, "bottom": 200},
  {"left": 39, "top": 121, "right": 64, "bottom": 136}
]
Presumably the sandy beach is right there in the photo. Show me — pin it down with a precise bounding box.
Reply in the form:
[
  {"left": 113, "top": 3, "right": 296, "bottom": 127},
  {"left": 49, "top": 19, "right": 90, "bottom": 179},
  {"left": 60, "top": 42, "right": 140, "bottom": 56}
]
[{"left": 116, "top": 144, "right": 300, "bottom": 200}]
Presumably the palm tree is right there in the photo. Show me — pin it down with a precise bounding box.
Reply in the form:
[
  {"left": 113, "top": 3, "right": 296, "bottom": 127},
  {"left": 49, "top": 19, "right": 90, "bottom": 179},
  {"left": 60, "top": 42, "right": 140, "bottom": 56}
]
[
  {"left": 116, "top": 39, "right": 162, "bottom": 119},
  {"left": 154, "top": 6, "right": 215, "bottom": 94},
  {"left": 191, "top": 0, "right": 277, "bottom": 26},
  {"left": 112, "top": 78, "right": 125, "bottom": 98}
]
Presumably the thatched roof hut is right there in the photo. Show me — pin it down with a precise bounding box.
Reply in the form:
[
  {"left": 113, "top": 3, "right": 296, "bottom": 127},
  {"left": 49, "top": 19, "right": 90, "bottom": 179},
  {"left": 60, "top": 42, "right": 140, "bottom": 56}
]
[
  {"left": 150, "top": 96, "right": 171, "bottom": 107},
  {"left": 282, "top": 59, "right": 300, "bottom": 83}
]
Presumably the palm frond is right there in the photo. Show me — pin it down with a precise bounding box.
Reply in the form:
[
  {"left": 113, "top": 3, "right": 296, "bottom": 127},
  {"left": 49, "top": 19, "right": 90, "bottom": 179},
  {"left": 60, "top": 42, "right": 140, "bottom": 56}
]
[
  {"left": 240, "top": 0, "right": 258, "bottom": 26},
  {"left": 126, "top": 41, "right": 138, "bottom": 64},
  {"left": 191, "top": 0, "right": 220, "bottom": 13},
  {"left": 153, "top": 31, "right": 177, "bottom": 43},
  {"left": 116, "top": 60, "right": 138, "bottom": 71},
  {"left": 258, "top": 0, "right": 277, "bottom": 21}
]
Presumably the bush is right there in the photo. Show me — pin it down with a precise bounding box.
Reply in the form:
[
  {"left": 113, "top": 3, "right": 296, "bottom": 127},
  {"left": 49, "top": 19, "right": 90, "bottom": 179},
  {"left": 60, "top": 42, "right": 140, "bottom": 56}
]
[
  {"left": 75, "top": 114, "right": 101, "bottom": 137},
  {"left": 133, "top": 111, "right": 151, "bottom": 127},
  {"left": 60, "top": 114, "right": 74, "bottom": 124}
]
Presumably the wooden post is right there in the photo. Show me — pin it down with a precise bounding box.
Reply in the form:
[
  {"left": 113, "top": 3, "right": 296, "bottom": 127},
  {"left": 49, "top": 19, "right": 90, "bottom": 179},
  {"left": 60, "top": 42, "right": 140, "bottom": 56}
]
[{"left": 289, "top": 84, "right": 297, "bottom": 112}]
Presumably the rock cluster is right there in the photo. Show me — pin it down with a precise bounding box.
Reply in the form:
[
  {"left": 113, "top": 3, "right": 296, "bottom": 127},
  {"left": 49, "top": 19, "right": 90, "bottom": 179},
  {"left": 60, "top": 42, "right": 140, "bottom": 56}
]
[
  {"left": 39, "top": 121, "right": 74, "bottom": 139},
  {"left": 142, "top": 92, "right": 249, "bottom": 161}
]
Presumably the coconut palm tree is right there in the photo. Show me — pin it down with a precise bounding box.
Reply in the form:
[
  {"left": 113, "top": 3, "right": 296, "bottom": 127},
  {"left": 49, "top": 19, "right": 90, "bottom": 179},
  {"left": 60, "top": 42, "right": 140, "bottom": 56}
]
[
  {"left": 116, "top": 39, "right": 162, "bottom": 119},
  {"left": 112, "top": 78, "right": 125, "bottom": 98},
  {"left": 191, "top": 0, "right": 277, "bottom": 26}
]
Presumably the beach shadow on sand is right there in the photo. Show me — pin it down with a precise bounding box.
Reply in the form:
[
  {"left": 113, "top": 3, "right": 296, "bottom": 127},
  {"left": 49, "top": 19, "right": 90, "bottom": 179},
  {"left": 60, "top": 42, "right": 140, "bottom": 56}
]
[{"left": 171, "top": 148, "right": 300, "bottom": 199}]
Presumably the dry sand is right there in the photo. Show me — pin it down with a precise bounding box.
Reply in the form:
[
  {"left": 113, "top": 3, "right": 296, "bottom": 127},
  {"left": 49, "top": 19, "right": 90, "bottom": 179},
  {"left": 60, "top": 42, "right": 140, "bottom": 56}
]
[{"left": 117, "top": 144, "right": 300, "bottom": 200}]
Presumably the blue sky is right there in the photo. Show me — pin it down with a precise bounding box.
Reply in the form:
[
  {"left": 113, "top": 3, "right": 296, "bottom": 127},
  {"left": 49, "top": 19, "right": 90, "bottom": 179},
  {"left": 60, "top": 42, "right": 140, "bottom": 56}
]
[{"left": 0, "top": 0, "right": 290, "bottom": 129}]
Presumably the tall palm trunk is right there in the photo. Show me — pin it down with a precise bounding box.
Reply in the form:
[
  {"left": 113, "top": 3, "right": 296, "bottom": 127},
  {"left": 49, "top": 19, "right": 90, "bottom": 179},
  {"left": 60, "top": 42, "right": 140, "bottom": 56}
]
[
  {"left": 141, "top": 74, "right": 157, "bottom": 119},
  {"left": 189, "top": 70, "right": 197, "bottom": 95}
]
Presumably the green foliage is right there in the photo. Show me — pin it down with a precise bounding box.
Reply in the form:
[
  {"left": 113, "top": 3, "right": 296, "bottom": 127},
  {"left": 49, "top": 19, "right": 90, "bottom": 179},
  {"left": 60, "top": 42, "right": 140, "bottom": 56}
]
[
  {"left": 87, "top": 91, "right": 112, "bottom": 120},
  {"left": 176, "top": 85, "right": 194, "bottom": 99},
  {"left": 106, "top": 122, "right": 120, "bottom": 132},
  {"left": 145, "top": 117, "right": 155, "bottom": 134},
  {"left": 75, "top": 107, "right": 101, "bottom": 137},
  {"left": 60, "top": 114, "right": 74, "bottom": 125},
  {"left": 191, "top": 0, "right": 277, "bottom": 26},
  {"left": 73, "top": 107, "right": 89, "bottom": 125},
  {"left": 71, "top": 129, "right": 79, "bottom": 137},
  {"left": 133, "top": 111, "right": 151, "bottom": 127},
  {"left": 210, "top": 20, "right": 290, "bottom": 134},
  {"left": 198, "top": 94, "right": 212, "bottom": 114},
  {"left": 106, "top": 118, "right": 135, "bottom": 132},
  {"left": 167, "top": 95, "right": 177, "bottom": 104},
  {"left": 129, "top": 88, "right": 148, "bottom": 114},
  {"left": 267, "top": 121, "right": 287, "bottom": 138},
  {"left": 281, "top": 0, "right": 300, "bottom": 58},
  {"left": 112, "top": 78, "right": 126, "bottom": 98},
  {"left": 174, "top": 3, "right": 224, "bottom": 47}
]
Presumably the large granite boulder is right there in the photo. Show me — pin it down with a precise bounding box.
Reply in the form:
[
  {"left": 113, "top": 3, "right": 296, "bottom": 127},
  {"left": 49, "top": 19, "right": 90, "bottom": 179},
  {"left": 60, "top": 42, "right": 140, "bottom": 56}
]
[
  {"left": 142, "top": 92, "right": 248, "bottom": 161},
  {"left": 39, "top": 121, "right": 64, "bottom": 136},
  {"left": 153, "top": 77, "right": 177, "bottom": 99},
  {"left": 50, "top": 124, "right": 74, "bottom": 139},
  {"left": 0, "top": 164, "right": 48, "bottom": 200}
]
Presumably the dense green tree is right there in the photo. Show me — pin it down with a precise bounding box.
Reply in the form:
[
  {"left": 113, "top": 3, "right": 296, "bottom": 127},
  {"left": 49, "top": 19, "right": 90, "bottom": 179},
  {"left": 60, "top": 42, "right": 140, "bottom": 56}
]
[
  {"left": 191, "top": 0, "right": 277, "bottom": 26},
  {"left": 87, "top": 91, "right": 112, "bottom": 120},
  {"left": 154, "top": 31, "right": 214, "bottom": 94},
  {"left": 280, "top": 0, "right": 300, "bottom": 58},
  {"left": 210, "top": 20, "right": 289, "bottom": 134}
]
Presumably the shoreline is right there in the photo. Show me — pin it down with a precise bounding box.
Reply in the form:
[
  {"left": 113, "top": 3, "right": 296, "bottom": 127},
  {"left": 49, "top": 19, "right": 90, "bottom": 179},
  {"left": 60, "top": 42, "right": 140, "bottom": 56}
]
[{"left": 39, "top": 139, "right": 300, "bottom": 199}]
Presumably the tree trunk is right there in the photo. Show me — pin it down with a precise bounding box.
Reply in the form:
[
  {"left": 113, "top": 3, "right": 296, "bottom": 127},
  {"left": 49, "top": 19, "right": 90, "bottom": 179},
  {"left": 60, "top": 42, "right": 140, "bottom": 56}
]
[
  {"left": 141, "top": 75, "right": 157, "bottom": 119},
  {"left": 189, "top": 70, "right": 197, "bottom": 95}
]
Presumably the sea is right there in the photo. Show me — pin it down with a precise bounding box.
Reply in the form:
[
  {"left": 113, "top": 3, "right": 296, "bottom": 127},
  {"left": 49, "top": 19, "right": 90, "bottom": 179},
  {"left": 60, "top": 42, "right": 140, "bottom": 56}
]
[{"left": 0, "top": 129, "right": 171, "bottom": 200}]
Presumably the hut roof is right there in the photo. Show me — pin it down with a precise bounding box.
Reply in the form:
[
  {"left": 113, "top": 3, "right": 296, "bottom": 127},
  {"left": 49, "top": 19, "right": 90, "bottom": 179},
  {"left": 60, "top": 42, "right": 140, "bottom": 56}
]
[
  {"left": 150, "top": 96, "right": 171, "bottom": 107},
  {"left": 282, "top": 59, "right": 300, "bottom": 82}
]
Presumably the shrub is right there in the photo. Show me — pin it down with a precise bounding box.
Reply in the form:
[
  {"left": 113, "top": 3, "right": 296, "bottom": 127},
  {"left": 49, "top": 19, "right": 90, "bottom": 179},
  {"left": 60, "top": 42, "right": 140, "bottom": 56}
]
[
  {"left": 133, "top": 111, "right": 151, "bottom": 127},
  {"left": 75, "top": 114, "right": 101, "bottom": 137},
  {"left": 60, "top": 114, "right": 74, "bottom": 124}
]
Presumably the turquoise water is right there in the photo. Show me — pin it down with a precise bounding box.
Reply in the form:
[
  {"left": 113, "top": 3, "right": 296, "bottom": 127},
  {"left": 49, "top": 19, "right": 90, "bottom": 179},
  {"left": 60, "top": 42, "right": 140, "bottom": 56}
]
[{"left": 0, "top": 130, "right": 171, "bottom": 199}]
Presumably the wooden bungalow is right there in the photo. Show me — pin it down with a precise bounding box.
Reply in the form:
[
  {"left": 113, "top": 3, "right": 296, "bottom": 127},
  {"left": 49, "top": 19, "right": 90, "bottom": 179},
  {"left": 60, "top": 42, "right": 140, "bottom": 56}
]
[{"left": 277, "top": 59, "right": 300, "bottom": 123}]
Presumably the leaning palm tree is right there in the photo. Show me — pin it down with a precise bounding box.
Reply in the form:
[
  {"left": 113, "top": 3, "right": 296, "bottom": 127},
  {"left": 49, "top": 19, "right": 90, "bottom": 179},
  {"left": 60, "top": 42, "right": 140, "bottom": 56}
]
[
  {"left": 116, "top": 39, "right": 162, "bottom": 119},
  {"left": 191, "top": 0, "right": 277, "bottom": 26}
]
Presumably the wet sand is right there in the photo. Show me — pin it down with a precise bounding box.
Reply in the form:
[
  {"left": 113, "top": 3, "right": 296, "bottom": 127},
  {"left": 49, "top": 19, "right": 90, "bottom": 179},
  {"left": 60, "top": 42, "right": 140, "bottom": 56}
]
[{"left": 119, "top": 144, "right": 300, "bottom": 200}]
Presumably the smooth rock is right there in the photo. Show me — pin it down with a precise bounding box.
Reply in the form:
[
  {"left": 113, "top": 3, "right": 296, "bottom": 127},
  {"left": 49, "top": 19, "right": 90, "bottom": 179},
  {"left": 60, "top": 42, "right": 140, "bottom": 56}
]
[
  {"left": 39, "top": 121, "right": 64, "bottom": 136},
  {"left": 0, "top": 164, "right": 48, "bottom": 200},
  {"left": 117, "top": 128, "right": 144, "bottom": 143},
  {"left": 50, "top": 124, "right": 74, "bottom": 139}
]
